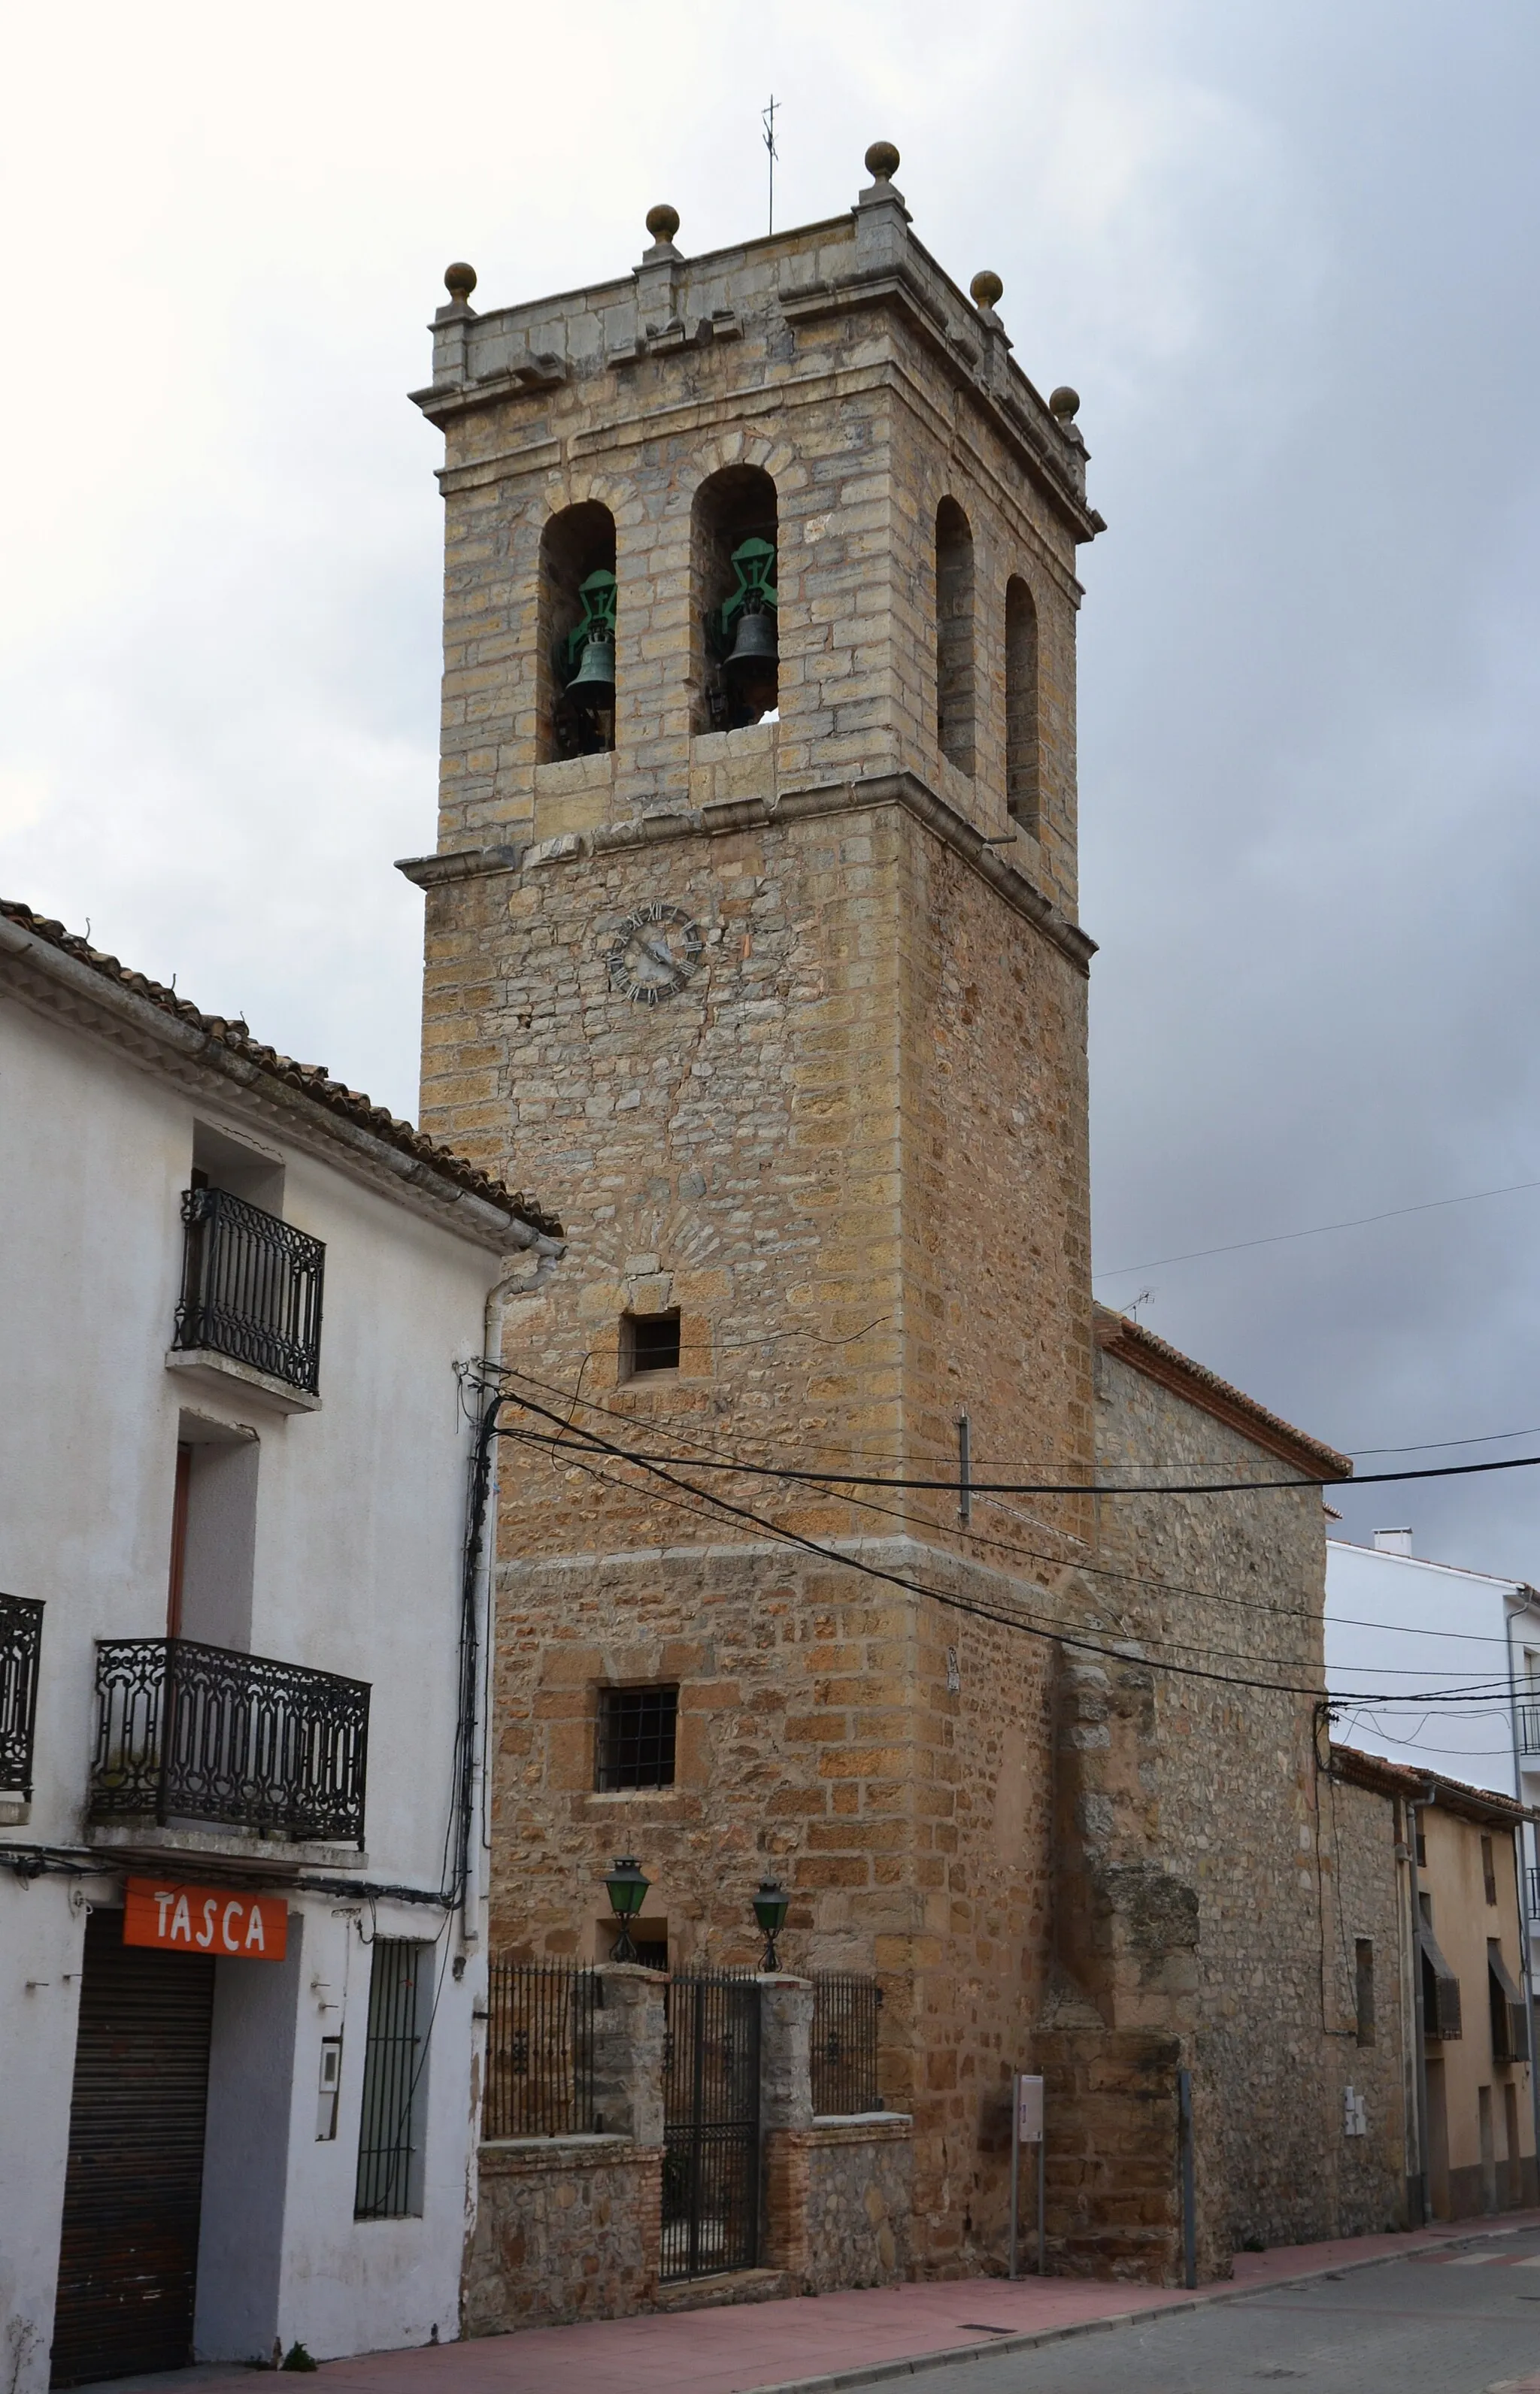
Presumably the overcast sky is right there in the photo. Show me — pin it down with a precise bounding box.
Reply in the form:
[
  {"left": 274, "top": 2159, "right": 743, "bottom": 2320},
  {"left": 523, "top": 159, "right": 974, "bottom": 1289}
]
[{"left": 5, "top": 1, "right": 1538, "bottom": 1587}]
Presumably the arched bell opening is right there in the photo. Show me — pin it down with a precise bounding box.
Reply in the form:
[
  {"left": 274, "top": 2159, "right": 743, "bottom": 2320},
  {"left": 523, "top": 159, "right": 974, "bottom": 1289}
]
[
  {"left": 693, "top": 465, "right": 778, "bottom": 732},
  {"left": 1005, "top": 574, "right": 1039, "bottom": 835},
  {"left": 935, "top": 497, "right": 976, "bottom": 778},
  {"left": 540, "top": 502, "right": 618, "bottom": 761}
]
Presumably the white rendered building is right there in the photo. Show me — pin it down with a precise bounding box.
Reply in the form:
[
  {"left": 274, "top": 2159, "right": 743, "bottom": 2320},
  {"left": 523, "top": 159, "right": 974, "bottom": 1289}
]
[
  {"left": 0, "top": 901, "right": 559, "bottom": 2391},
  {"left": 1325, "top": 1529, "right": 1540, "bottom": 1939}
]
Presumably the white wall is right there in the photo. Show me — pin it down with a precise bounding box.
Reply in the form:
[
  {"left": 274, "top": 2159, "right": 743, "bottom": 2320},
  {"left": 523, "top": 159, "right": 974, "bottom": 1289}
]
[
  {"left": 0, "top": 984, "right": 517, "bottom": 2388},
  {"left": 1325, "top": 1537, "right": 1532, "bottom": 1797}
]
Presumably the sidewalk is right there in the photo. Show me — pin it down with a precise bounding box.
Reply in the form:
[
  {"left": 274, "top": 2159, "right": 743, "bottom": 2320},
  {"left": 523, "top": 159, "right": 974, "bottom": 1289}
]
[{"left": 92, "top": 2211, "right": 1540, "bottom": 2394}]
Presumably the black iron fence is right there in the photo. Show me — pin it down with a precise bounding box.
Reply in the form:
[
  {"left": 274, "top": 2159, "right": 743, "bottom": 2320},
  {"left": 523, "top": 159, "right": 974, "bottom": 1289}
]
[
  {"left": 0, "top": 1592, "right": 44, "bottom": 1796},
  {"left": 1520, "top": 1704, "right": 1540, "bottom": 1757},
  {"left": 1528, "top": 1864, "right": 1540, "bottom": 1922},
  {"left": 173, "top": 1185, "right": 325, "bottom": 1395},
  {"left": 89, "top": 1636, "right": 369, "bottom": 1845},
  {"left": 484, "top": 1960, "right": 598, "bottom": 2138},
  {"left": 811, "top": 1973, "right": 884, "bottom": 2116}
]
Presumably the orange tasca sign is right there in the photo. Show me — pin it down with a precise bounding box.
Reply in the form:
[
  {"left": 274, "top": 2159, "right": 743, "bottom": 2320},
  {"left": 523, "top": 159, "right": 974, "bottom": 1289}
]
[{"left": 124, "top": 1877, "right": 288, "bottom": 1960}]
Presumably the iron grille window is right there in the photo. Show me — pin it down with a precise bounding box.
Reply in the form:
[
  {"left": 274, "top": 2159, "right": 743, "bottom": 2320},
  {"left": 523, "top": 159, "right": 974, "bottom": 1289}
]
[
  {"left": 596, "top": 1684, "right": 678, "bottom": 1791},
  {"left": 89, "top": 1636, "right": 369, "bottom": 1845},
  {"left": 484, "top": 1961, "right": 597, "bottom": 2138},
  {"left": 173, "top": 1184, "right": 325, "bottom": 1395},
  {"left": 0, "top": 1592, "right": 44, "bottom": 1796},
  {"left": 356, "top": 1939, "right": 429, "bottom": 2218},
  {"left": 811, "top": 1974, "right": 884, "bottom": 2115}
]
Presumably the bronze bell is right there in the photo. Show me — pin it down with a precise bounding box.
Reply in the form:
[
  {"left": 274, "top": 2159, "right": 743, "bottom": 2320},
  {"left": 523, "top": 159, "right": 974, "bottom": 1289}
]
[
  {"left": 566, "top": 625, "right": 616, "bottom": 707},
  {"left": 723, "top": 606, "right": 778, "bottom": 682}
]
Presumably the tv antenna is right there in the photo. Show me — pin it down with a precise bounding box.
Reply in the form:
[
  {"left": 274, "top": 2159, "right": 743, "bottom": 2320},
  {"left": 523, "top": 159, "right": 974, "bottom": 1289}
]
[{"left": 763, "top": 95, "right": 780, "bottom": 234}]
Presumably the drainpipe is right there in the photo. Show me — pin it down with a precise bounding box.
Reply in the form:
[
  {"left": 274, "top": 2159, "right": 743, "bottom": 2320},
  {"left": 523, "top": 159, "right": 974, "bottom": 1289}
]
[
  {"left": 459, "top": 1238, "right": 561, "bottom": 1950},
  {"left": 1503, "top": 1594, "right": 1540, "bottom": 2194},
  {"left": 1406, "top": 1790, "right": 1433, "bottom": 2226}
]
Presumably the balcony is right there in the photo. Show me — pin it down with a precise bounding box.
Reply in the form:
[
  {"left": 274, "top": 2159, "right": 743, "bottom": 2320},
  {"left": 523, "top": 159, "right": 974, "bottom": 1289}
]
[
  {"left": 1520, "top": 1703, "right": 1540, "bottom": 1757},
  {"left": 89, "top": 1637, "right": 368, "bottom": 1847},
  {"left": 1529, "top": 1865, "right": 1540, "bottom": 1923},
  {"left": 1, "top": 1592, "right": 44, "bottom": 1801},
  {"left": 169, "top": 1186, "right": 324, "bottom": 1407}
]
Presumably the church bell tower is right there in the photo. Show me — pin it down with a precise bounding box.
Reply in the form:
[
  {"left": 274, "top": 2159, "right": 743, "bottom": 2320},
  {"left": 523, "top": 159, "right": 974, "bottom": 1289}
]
[{"left": 401, "top": 141, "right": 1105, "bottom": 2273}]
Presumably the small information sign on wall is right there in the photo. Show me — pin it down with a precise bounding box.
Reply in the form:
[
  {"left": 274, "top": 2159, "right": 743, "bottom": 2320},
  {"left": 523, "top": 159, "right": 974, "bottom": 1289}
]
[
  {"left": 1017, "top": 2072, "right": 1044, "bottom": 2143},
  {"left": 124, "top": 1877, "right": 288, "bottom": 1960}
]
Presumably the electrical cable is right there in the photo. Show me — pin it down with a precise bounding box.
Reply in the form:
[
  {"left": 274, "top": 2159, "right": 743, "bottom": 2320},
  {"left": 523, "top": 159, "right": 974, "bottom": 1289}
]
[
  {"left": 486, "top": 1360, "right": 1532, "bottom": 1653},
  {"left": 1095, "top": 1172, "right": 1540, "bottom": 1282},
  {"left": 493, "top": 1392, "right": 1520, "bottom": 1708}
]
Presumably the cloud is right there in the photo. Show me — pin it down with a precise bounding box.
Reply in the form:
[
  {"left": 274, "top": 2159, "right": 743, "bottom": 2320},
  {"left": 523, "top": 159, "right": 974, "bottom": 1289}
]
[{"left": 3, "top": 0, "right": 1539, "bottom": 1593}]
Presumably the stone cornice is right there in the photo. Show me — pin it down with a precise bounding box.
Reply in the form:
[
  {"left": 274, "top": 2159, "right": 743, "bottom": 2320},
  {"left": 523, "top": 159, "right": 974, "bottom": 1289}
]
[{"left": 397, "top": 771, "right": 1097, "bottom": 977}]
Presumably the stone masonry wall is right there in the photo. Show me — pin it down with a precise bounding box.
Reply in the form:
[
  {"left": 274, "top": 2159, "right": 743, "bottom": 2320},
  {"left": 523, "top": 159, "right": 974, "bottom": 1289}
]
[
  {"left": 1090, "top": 1327, "right": 1363, "bottom": 2253},
  {"left": 764, "top": 2118, "right": 914, "bottom": 2291},
  {"left": 464, "top": 2138, "right": 661, "bottom": 2332},
  {"left": 1317, "top": 1772, "right": 1413, "bottom": 2232}
]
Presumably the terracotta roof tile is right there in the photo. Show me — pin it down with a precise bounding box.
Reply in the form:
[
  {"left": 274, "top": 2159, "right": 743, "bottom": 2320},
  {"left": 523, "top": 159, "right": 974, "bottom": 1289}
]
[{"left": 2, "top": 898, "right": 562, "bottom": 1240}]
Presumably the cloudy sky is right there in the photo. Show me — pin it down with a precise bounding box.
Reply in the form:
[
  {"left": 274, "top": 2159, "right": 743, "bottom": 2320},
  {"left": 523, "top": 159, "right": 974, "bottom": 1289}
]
[{"left": 4, "top": 0, "right": 1538, "bottom": 1584}]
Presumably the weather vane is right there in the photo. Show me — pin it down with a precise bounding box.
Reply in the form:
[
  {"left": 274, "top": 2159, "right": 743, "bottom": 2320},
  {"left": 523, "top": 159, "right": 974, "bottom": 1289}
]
[{"left": 763, "top": 95, "right": 779, "bottom": 235}]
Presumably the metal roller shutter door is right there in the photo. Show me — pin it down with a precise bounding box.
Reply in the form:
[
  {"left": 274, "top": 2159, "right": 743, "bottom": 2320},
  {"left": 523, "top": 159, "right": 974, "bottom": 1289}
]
[{"left": 50, "top": 1907, "right": 216, "bottom": 2389}]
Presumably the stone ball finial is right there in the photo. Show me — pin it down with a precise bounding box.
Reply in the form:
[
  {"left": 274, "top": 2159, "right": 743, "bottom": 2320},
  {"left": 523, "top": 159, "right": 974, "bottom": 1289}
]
[
  {"left": 444, "top": 262, "right": 477, "bottom": 305},
  {"left": 970, "top": 270, "right": 1003, "bottom": 311},
  {"left": 645, "top": 203, "right": 681, "bottom": 245},
  {"left": 1049, "top": 385, "right": 1081, "bottom": 422},
  {"left": 865, "top": 141, "right": 901, "bottom": 181}
]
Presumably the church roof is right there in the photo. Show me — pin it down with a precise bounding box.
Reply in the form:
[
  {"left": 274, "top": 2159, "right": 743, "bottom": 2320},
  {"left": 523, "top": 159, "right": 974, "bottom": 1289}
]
[{"left": 1094, "top": 1303, "right": 1351, "bottom": 1483}]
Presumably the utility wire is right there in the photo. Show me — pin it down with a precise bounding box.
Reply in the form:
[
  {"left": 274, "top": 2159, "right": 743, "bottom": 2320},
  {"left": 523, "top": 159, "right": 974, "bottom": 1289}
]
[
  {"left": 490, "top": 1361, "right": 1535, "bottom": 1656},
  {"left": 1096, "top": 1174, "right": 1540, "bottom": 1281},
  {"left": 495, "top": 1391, "right": 1521, "bottom": 1708}
]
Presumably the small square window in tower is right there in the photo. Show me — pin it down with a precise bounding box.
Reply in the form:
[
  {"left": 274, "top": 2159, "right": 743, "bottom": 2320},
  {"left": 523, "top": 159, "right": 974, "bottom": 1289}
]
[
  {"left": 622, "top": 1309, "right": 681, "bottom": 1377},
  {"left": 597, "top": 1686, "right": 679, "bottom": 1791}
]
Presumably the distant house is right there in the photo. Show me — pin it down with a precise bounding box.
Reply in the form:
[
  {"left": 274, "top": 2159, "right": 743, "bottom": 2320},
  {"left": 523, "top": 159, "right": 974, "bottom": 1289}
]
[
  {"left": 1332, "top": 1747, "right": 1538, "bottom": 2223},
  {"left": 0, "top": 901, "right": 559, "bottom": 2392},
  {"left": 1325, "top": 1530, "right": 1540, "bottom": 1968}
]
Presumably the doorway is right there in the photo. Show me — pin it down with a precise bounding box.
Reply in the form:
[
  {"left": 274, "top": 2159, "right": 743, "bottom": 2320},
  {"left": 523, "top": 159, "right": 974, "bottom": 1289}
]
[
  {"left": 661, "top": 1972, "right": 760, "bottom": 2281},
  {"left": 50, "top": 1908, "right": 216, "bottom": 2386}
]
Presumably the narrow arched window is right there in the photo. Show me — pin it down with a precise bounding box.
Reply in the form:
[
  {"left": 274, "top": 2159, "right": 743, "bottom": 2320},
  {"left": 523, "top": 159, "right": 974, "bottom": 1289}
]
[
  {"left": 539, "top": 502, "right": 617, "bottom": 761},
  {"left": 1005, "top": 575, "right": 1039, "bottom": 834},
  {"left": 935, "top": 498, "right": 975, "bottom": 777},
  {"left": 693, "top": 465, "right": 778, "bottom": 732}
]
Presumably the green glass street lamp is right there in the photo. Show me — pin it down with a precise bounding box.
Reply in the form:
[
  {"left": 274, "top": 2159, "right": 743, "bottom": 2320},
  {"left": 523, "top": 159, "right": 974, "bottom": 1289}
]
[
  {"left": 604, "top": 1857, "right": 650, "bottom": 1962},
  {"left": 753, "top": 1878, "right": 790, "bottom": 1971}
]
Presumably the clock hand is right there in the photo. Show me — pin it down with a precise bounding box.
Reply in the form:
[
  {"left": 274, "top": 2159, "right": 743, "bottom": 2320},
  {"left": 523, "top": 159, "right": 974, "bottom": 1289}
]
[{"left": 641, "top": 937, "right": 687, "bottom": 980}]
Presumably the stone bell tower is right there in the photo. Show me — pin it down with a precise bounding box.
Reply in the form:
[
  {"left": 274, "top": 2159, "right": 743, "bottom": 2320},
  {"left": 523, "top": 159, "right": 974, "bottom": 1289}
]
[{"left": 401, "top": 143, "right": 1107, "bottom": 2274}]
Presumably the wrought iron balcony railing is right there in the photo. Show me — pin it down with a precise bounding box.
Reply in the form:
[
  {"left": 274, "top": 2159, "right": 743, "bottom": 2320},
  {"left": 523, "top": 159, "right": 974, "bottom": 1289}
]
[
  {"left": 172, "top": 1185, "right": 325, "bottom": 1395},
  {"left": 90, "top": 1637, "right": 368, "bottom": 1846},
  {"left": 1, "top": 1592, "right": 44, "bottom": 1797},
  {"left": 1519, "top": 1702, "right": 1540, "bottom": 1757},
  {"left": 1528, "top": 1865, "right": 1540, "bottom": 1923}
]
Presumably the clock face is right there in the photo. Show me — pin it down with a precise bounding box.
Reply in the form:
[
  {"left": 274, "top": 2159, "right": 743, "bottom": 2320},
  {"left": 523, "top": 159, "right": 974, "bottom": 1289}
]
[{"left": 605, "top": 903, "right": 705, "bottom": 1005}]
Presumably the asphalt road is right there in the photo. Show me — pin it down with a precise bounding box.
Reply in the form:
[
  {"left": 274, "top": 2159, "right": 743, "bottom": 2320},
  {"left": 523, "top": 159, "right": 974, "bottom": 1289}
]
[{"left": 914, "top": 2228, "right": 1540, "bottom": 2394}]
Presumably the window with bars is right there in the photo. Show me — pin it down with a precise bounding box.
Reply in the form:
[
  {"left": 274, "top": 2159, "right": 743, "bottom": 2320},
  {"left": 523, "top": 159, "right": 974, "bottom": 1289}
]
[
  {"left": 596, "top": 1685, "right": 678, "bottom": 1791},
  {"left": 355, "top": 1938, "right": 429, "bottom": 2219}
]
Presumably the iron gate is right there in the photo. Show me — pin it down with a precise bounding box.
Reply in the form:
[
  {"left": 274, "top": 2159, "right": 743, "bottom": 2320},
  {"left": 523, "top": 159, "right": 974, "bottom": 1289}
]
[{"left": 662, "top": 1972, "right": 760, "bottom": 2281}]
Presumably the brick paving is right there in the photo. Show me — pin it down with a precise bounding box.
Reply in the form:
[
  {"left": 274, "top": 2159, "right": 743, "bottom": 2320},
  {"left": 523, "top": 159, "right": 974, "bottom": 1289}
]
[{"left": 86, "top": 2211, "right": 1540, "bottom": 2394}]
